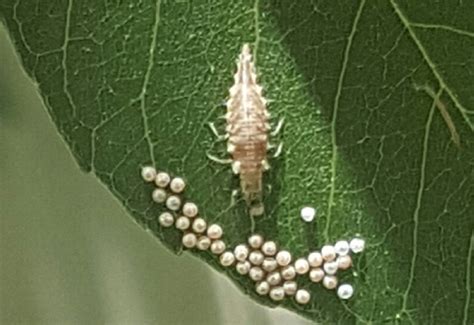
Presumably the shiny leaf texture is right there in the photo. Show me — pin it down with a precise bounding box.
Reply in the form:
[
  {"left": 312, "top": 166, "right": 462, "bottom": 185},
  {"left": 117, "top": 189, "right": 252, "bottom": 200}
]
[{"left": 1, "top": 0, "right": 473, "bottom": 323}]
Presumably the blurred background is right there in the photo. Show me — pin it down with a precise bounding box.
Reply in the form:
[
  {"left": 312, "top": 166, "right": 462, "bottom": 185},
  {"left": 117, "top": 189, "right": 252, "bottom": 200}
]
[{"left": 0, "top": 24, "right": 311, "bottom": 325}]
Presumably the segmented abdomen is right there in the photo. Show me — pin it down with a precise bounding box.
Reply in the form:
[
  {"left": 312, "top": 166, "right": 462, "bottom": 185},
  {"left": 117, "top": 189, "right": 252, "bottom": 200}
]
[{"left": 226, "top": 44, "right": 269, "bottom": 203}]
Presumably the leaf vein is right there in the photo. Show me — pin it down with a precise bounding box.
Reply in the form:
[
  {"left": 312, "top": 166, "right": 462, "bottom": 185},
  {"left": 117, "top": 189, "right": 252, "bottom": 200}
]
[
  {"left": 137, "top": 0, "right": 162, "bottom": 167},
  {"left": 400, "top": 88, "right": 439, "bottom": 320},
  {"left": 390, "top": 0, "right": 474, "bottom": 130},
  {"left": 410, "top": 22, "right": 474, "bottom": 38},
  {"left": 61, "top": 0, "right": 77, "bottom": 118},
  {"left": 12, "top": 0, "right": 36, "bottom": 57},
  {"left": 324, "top": 0, "right": 366, "bottom": 241},
  {"left": 463, "top": 231, "right": 474, "bottom": 325}
]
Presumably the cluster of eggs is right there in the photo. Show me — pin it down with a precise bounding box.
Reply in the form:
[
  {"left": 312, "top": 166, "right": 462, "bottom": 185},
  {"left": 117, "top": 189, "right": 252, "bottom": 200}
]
[
  {"left": 224, "top": 234, "right": 364, "bottom": 304},
  {"left": 141, "top": 166, "right": 226, "bottom": 252},
  {"left": 141, "top": 166, "right": 365, "bottom": 305}
]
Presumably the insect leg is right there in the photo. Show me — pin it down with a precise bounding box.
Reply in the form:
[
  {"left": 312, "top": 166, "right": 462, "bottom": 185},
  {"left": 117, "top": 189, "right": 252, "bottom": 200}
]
[
  {"left": 271, "top": 117, "right": 285, "bottom": 137},
  {"left": 272, "top": 142, "right": 283, "bottom": 158},
  {"left": 207, "top": 153, "right": 232, "bottom": 164},
  {"left": 231, "top": 189, "right": 239, "bottom": 206},
  {"left": 208, "top": 122, "right": 229, "bottom": 141},
  {"left": 267, "top": 141, "right": 283, "bottom": 158}
]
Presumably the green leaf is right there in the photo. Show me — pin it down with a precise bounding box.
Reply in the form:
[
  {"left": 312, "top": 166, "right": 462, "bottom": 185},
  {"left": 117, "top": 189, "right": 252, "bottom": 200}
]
[{"left": 1, "top": 0, "right": 473, "bottom": 323}]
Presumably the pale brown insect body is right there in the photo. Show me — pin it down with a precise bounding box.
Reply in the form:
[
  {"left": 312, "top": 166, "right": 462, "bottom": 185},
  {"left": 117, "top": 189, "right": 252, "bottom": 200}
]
[{"left": 226, "top": 44, "right": 270, "bottom": 207}]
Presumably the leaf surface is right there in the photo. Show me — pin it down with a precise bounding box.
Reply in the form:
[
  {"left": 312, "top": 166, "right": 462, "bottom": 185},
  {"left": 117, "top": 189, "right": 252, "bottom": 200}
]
[{"left": 1, "top": 0, "right": 473, "bottom": 323}]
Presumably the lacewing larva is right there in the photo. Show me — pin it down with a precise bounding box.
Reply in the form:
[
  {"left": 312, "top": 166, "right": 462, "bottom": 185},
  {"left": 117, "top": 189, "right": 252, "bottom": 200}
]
[
  {"left": 208, "top": 44, "right": 283, "bottom": 215},
  {"left": 226, "top": 43, "right": 270, "bottom": 211}
]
